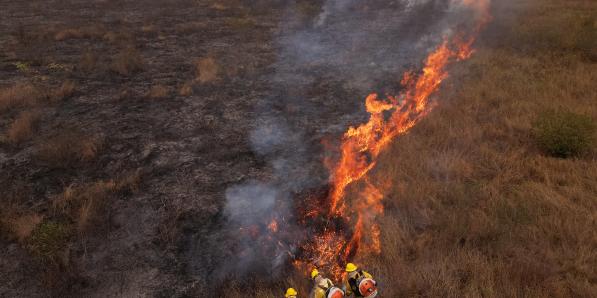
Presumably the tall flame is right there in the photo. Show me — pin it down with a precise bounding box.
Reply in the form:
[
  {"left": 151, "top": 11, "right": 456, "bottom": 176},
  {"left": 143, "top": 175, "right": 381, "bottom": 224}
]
[{"left": 295, "top": 0, "right": 491, "bottom": 280}]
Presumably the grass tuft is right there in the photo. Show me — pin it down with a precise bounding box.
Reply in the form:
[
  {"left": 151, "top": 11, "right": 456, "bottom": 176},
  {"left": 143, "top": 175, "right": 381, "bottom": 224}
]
[
  {"left": 6, "top": 109, "right": 42, "bottom": 144},
  {"left": 148, "top": 84, "right": 170, "bottom": 99},
  {"left": 27, "top": 221, "right": 71, "bottom": 264},
  {"left": 110, "top": 47, "right": 143, "bottom": 76},
  {"left": 36, "top": 131, "right": 103, "bottom": 167},
  {"left": 196, "top": 57, "right": 219, "bottom": 83}
]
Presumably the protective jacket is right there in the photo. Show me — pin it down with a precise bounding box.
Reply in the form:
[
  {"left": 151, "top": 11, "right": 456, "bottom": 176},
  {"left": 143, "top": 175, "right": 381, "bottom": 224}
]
[
  {"left": 343, "top": 270, "right": 373, "bottom": 297},
  {"left": 310, "top": 275, "right": 335, "bottom": 298}
]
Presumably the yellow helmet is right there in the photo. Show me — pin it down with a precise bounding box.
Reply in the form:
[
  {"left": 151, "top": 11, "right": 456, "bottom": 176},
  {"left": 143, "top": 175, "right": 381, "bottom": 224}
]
[
  {"left": 345, "top": 263, "right": 358, "bottom": 272},
  {"left": 311, "top": 268, "right": 319, "bottom": 279},
  {"left": 285, "top": 287, "right": 298, "bottom": 297}
]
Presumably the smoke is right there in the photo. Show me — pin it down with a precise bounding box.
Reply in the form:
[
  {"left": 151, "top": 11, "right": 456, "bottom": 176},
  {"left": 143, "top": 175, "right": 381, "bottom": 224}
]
[{"left": 208, "top": 0, "right": 491, "bottom": 282}]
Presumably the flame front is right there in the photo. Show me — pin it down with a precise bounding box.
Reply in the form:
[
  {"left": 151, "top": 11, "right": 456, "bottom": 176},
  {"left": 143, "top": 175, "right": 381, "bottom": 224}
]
[{"left": 296, "top": 0, "right": 492, "bottom": 279}]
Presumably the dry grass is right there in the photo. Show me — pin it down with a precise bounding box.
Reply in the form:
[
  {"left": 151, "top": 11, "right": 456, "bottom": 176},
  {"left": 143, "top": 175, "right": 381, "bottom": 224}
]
[
  {"left": 179, "top": 81, "right": 194, "bottom": 96},
  {"left": 36, "top": 131, "right": 103, "bottom": 167},
  {"left": 53, "top": 172, "right": 141, "bottom": 233},
  {"left": 359, "top": 1, "right": 597, "bottom": 297},
  {"left": 225, "top": 15, "right": 257, "bottom": 30},
  {"left": 110, "top": 47, "right": 143, "bottom": 76},
  {"left": 6, "top": 109, "right": 42, "bottom": 144},
  {"left": 50, "top": 81, "right": 76, "bottom": 102},
  {"left": 54, "top": 25, "right": 105, "bottom": 41},
  {"left": 79, "top": 50, "right": 98, "bottom": 73},
  {"left": 0, "top": 82, "right": 42, "bottom": 112},
  {"left": 147, "top": 84, "right": 170, "bottom": 99},
  {"left": 8, "top": 214, "right": 43, "bottom": 243},
  {"left": 0, "top": 81, "right": 75, "bottom": 114},
  {"left": 196, "top": 57, "right": 219, "bottom": 83}
]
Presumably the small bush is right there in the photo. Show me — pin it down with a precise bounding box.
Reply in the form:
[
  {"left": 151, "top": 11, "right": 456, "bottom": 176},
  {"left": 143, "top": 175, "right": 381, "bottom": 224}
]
[
  {"left": 27, "top": 221, "right": 71, "bottom": 264},
  {"left": 7, "top": 109, "right": 42, "bottom": 144},
  {"left": 110, "top": 47, "right": 143, "bottom": 76},
  {"left": 533, "top": 110, "right": 595, "bottom": 158}
]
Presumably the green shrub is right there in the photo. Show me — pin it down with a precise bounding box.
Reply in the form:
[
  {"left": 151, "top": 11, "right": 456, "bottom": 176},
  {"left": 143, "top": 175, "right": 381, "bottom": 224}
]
[
  {"left": 533, "top": 110, "right": 595, "bottom": 158},
  {"left": 27, "top": 221, "right": 71, "bottom": 264}
]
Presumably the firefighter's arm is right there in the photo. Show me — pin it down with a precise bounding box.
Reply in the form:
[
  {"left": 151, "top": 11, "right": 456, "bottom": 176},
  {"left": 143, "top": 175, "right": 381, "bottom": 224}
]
[{"left": 344, "top": 279, "right": 353, "bottom": 296}]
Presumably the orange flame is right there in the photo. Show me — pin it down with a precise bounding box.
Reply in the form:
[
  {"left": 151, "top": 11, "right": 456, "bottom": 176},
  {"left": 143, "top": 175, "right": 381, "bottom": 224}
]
[{"left": 296, "top": 0, "right": 491, "bottom": 280}]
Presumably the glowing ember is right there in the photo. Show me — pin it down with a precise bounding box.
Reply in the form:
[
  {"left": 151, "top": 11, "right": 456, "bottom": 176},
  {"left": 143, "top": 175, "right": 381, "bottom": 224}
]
[
  {"left": 295, "top": 0, "right": 492, "bottom": 279},
  {"left": 268, "top": 219, "right": 279, "bottom": 233}
]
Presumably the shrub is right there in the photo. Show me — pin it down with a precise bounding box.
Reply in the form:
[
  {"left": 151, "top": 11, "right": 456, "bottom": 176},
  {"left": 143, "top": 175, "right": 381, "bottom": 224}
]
[
  {"left": 27, "top": 221, "right": 71, "bottom": 264},
  {"left": 533, "top": 110, "right": 595, "bottom": 158}
]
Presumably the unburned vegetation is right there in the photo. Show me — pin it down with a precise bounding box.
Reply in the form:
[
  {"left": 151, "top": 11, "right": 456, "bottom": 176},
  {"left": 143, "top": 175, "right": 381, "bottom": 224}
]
[{"left": 360, "top": 1, "right": 597, "bottom": 297}]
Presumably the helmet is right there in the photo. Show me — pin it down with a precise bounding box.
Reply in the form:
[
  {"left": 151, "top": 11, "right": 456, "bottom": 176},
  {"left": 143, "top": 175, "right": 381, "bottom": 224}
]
[
  {"left": 358, "top": 278, "right": 378, "bottom": 297},
  {"left": 345, "top": 263, "right": 357, "bottom": 272},
  {"left": 311, "top": 268, "right": 319, "bottom": 279},
  {"left": 285, "top": 287, "right": 298, "bottom": 297}
]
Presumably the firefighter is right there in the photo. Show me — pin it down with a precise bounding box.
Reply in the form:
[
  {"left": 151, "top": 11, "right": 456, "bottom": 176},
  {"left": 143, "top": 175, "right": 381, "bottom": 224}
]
[
  {"left": 343, "top": 263, "right": 378, "bottom": 297},
  {"left": 310, "top": 269, "right": 344, "bottom": 298},
  {"left": 285, "top": 287, "right": 298, "bottom": 298}
]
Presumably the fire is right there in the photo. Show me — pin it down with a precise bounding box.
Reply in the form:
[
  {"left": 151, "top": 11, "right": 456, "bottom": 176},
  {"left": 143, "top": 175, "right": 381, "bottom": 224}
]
[
  {"left": 295, "top": 0, "right": 492, "bottom": 279},
  {"left": 268, "top": 219, "right": 279, "bottom": 233}
]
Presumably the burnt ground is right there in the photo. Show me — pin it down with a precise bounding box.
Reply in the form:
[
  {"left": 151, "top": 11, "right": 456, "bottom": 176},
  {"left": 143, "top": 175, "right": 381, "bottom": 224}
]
[{"left": 0, "top": 0, "right": 458, "bottom": 297}]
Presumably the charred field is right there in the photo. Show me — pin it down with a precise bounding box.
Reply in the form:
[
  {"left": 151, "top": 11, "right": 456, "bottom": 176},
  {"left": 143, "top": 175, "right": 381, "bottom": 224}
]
[{"left": 1, "top": 0, "right": 596, "bottom": 297}]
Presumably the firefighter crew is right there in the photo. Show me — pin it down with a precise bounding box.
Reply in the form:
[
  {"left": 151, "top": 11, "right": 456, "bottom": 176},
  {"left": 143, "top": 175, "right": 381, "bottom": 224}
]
[
  {"left": 310, "top": 269, "right": 344, "bottom": 298},
  {"left": 343, "top": 263, "right": 378, "bottom": 297},
  {"left": 285, "top": 287, "right": 298, "bottom": 298}
]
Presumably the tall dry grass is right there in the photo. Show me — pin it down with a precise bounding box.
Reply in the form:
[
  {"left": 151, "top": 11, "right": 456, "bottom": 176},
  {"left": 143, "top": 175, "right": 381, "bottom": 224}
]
[{"left": 361, "top": 1, "right": 597, "bottom": 296}]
